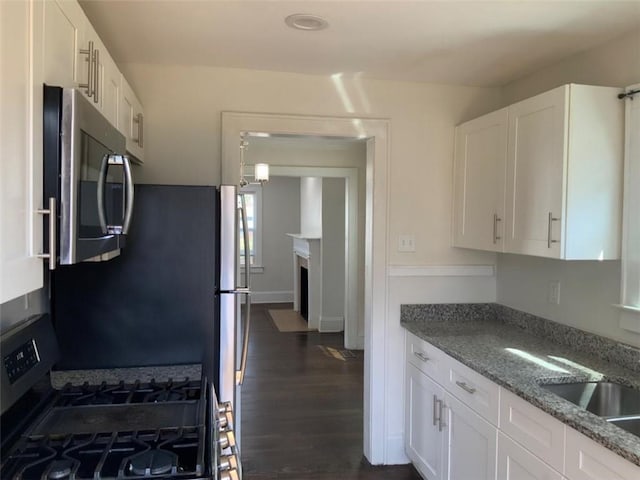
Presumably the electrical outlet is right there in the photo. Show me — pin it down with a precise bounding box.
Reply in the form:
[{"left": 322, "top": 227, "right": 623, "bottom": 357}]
[
  {"left": 398, "top": 234, "right": 415, "bottom": 252},
  {"left": 548, "top": 281, "right": 561, "bottom": 305}
]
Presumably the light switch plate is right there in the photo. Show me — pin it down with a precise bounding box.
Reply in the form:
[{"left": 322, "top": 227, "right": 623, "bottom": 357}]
[{"left": 398, "top": 234, "right": 415, "bottom": 252}]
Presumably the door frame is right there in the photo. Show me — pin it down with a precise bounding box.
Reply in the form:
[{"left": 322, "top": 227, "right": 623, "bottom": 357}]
[{"left": 221, "top": 112, "right": 390, "bottom": 463}]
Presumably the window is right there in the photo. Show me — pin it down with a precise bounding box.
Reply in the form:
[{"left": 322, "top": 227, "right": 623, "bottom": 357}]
[
  {"left": 239, "top": 185, "right": 263, "bottom": 270},
  {"left": 620, "top": 83, "right": 640, "bottom": 333}
]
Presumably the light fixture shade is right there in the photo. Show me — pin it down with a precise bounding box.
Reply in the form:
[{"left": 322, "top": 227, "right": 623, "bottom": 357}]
[{"left": 254, "top": 163, "right": 270, "bottom": 183}]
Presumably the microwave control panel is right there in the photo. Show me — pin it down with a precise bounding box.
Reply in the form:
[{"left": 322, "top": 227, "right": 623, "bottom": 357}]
[{"left": 4, "top": 339, "right": 40, "bottom": 384}]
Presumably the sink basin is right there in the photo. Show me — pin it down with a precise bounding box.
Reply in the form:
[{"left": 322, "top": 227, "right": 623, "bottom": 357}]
[
  {"left": 607, "top": 416, "right": 640, "bottom": 438},
  {"left": 541, "top": 382, "right": 640, "bottom": 418}
]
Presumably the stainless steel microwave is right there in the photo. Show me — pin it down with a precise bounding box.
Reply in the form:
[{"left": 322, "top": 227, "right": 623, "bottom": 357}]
[{"left": 43, "top": 86, "right": 134, "bottom": 266}]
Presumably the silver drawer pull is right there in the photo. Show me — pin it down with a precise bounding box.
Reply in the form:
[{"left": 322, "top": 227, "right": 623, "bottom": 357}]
[
  {"left": 413, "top": 351, "right": 429, "bottom": 362},
  {"left": 456, "top": 381, "right": 476, "bottom": 394}
]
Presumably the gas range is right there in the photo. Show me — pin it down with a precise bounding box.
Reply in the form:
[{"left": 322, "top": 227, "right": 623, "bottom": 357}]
[{"left": 0, "top": 317, "right": 240, "bottom": 480}]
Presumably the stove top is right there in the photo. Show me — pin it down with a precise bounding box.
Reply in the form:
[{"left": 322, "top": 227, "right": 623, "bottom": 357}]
[{"left": 1, "top": 379, "right": 211, "bottom": 480}]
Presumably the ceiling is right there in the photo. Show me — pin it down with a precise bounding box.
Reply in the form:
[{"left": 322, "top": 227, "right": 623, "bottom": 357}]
[{"left": 79, "top": 0, "right": 640, "bottom": 87}]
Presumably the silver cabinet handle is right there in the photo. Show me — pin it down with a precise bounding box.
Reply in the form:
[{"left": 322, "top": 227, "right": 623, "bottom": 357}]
[
  {"left": 547, "top": 212, "right": 560, "bottom": 248},
  {"left": 436, "top": 398, "right": 444, "bottom": 432},
  {"left": 79, "top": 41, "right": 94, "bottom": 96},
  {"left": 93, "top": 48, "right": 100, "bottom": 103},
  {"left": 456, "top": 381, "right": 476, "bottom": 394},
  {"left": 134, "top": 113, "right": 144, "bottom": 147},
  {"left": 413, "top": 351, "right": 429, "bottom": 362},
  {"left": 433, "top": 394, "right": 439, "bottom": 426},
  {"left": 493, "top": 213, "right": 502, "bottom": 244},
  {"left": 37, "top": 197, "right": 56, "bottom": 270}
]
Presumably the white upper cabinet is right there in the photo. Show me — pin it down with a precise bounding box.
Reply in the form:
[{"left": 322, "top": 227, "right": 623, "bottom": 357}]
[
  {"left": 1, "top": 0, "right": 45, "bottom": 303},
  {"left": 453, "top": 108, "right": 508, "bottom": 252},
  {"left": 505, "top": 84, "right": 623, "bottom": 259},
  {"left": 453, "top": 84, "right": 623, "bottom": 260},
  {"left": 43, "top": 0, "right": 138, "bottom": 134},
  {"left": 119, "top": 76, "right": 145, "bottom": 163}
]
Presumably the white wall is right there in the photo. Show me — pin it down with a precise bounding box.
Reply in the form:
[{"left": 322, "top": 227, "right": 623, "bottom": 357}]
[
  {"left": 250, "top": 176, "right": 300, "bottom": 303},
  {"left": 321, "top": 177, "right": 346, "bottom": 325},
  {"left": 496, "top": 28, "right": 640, "bottom": 347},
  {"left": 300, "top": 177, "right": 323, "bottom": 236},
  {"left": 120, "top": 63, "right": 501, "bottom": 267}
]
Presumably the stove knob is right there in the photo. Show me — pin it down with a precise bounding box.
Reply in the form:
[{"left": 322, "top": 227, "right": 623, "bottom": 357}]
[
  {"left": 218, "top": 454, "right": 238, "bottom": 472},
  {"left": 218, "top": 411, "right": 233, "bottom": 429},
  {"left": 218, "top": 401, "right": 232, "bottom": 414},
  {"left": 219, "top": 469, "right": 239, "bottom": 480},
  {"left": 218, "top": 430, "right": 236, "bottom": 450}
]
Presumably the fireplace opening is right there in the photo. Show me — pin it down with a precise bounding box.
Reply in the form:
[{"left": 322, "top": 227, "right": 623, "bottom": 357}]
[{"left": 300, "top": 265, "right": 309, "bottom": 321}]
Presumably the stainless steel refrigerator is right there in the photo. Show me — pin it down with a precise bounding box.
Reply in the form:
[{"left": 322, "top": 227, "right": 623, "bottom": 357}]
[{"left": 52, "top": 184, "right": 250, "bottom": 419}]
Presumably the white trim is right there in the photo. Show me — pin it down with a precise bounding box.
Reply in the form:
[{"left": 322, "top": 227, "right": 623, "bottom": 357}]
[
  {"left": 319, "top": 315, "right": 345, "bottom": 332},
  {"left": 388, "top": 265, "right": 495, "bottom": 277},
  {"left": 620, "top": 83, "right": 640, "bottom": 333},
  {"left": 620, "top": 309, "right": 640, "bottom": 333},
  {"left": 250, "top": 290, "right": 294, "bottom": 304},
  {"left": 221, "top": 111, "right": 389, "bottom": 464}
]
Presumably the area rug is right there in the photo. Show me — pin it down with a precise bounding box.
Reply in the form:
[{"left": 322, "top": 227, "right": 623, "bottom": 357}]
[{"left": 268, "top": 309, "right": 315, "bottom": 332}]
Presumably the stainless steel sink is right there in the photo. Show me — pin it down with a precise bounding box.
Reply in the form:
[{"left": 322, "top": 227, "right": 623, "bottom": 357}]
[
  {"left": 607, "top": 416, "right": 640, "bottom": 437},
  {"left": 541, "top": 382, "right": 640, "bottom": 418}
]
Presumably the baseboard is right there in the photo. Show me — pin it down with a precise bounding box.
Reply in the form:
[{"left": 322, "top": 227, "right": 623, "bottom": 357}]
[
  {"left": 250, "top": 291, "right": 293, "bottom": 304},
  {"left": 319, "top": 315, "right": 344, "bottom": 332}
]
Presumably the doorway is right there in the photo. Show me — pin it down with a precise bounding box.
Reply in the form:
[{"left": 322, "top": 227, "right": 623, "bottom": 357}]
[{"left": 221, "top": 112, "right": 390, "bottom": 463}]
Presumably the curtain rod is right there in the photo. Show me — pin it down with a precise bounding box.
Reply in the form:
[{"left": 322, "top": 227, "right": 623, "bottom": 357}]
[{"left": 618, "top": 89, "right": 640, "bottom": 99}]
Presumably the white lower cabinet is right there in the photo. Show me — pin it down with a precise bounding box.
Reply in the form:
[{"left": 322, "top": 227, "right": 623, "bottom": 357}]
[
  {"left": 498, "top": 432, "right": 564, "bottom": 480},
  {"left": 445, "top": 392, "right": 497, "bottom": 480},
  {"left": 405, "top": 335, "right": 497, "bottom": 480},
  {"left": 406, "top": 363, "right": 447, "bottom": 480},
  {"left": 404, "top": 332, "right": 640, "bottom": 480},
  {"left": 565, "top": 428, "right": 639, "bottom": 480}
]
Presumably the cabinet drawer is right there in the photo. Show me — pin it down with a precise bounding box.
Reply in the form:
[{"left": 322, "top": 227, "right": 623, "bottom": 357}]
[
  {"left": 565, "top": 428, "right": 640, "bottom": 480},
  {"left": 499, "top": 389, "right": 565, "bottom": 473},
  {"left": 498, "top": 432, "right": 563, "bottom": 480},
  {"left": 406, "top": 333, "right": 444, "bottom": 383},
  {"left": 443, "top": 356, "right": 500, "bottom": 425}
]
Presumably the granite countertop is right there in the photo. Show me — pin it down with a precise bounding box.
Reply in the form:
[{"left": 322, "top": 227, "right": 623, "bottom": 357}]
[{"left": 400, "top": 303, "right": 640, "bottom": 467}]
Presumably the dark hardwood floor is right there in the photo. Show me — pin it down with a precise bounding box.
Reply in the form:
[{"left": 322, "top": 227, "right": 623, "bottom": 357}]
[{"left": 241, "top": 303, "right": 422, "bottom": 479}]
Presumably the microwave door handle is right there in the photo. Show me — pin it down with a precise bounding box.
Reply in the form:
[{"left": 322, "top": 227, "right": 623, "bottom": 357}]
[
  {"left": 121, "top": 155, "right": 135, "bottom": 234},
  {"left": 97, "top": 154, "right": 109, "bottom": 234}
]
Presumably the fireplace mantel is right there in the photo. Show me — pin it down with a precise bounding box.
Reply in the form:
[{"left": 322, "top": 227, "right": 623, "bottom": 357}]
[{"left": 287, "top": 234, "right": 321, "bottom": 329}]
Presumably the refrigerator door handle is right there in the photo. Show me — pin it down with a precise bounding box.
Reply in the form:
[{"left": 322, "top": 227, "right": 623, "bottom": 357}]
[{"left": 236, "top": 194, "right": 251, "bottom": 386}]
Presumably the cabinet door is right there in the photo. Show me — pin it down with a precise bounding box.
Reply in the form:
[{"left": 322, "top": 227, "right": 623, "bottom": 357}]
[
  {"left": 565, "top": 428, "right": 640, "bottom": 480},
  {"left": 453, "top": 108, "right": 508, "bottom": 252},
  {"left": 444, "top": 392, "right": 497, "bottom": 480},
  {"left": 505, "top": 86, "right": 568, "bottom": 258},
  {"left": 0, "top": 0, "right": 45, "bottom": 303},
  {"left": 43, "top": 0, "right": 78, "bottom": 87},
  {"left": 406, "top": 363, "right": 446, "bottom": 480},
  {"left": 497, "top": 432, "right": 563, "bottom": 480},
  {"left": 97, "top": 39, "right": 120, "bottom": 127},
  {"left": 119, "top": 77, "right": 145, "bottom": 163}
]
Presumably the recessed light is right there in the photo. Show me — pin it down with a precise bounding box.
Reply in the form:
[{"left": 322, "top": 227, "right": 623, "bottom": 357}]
[{"left": 285, "top": 14, "right": 329, "bottom": 31}]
